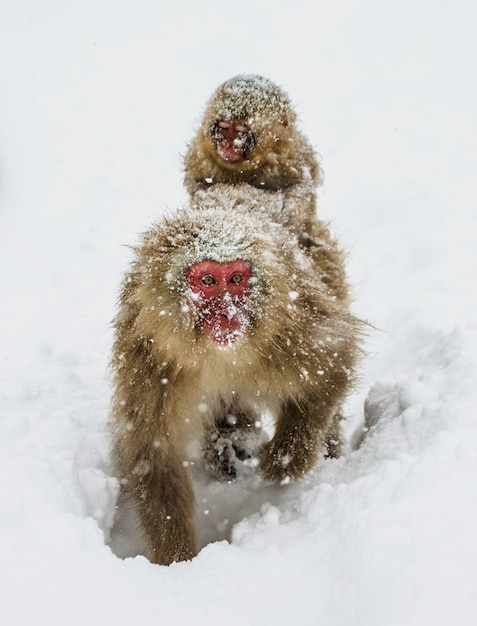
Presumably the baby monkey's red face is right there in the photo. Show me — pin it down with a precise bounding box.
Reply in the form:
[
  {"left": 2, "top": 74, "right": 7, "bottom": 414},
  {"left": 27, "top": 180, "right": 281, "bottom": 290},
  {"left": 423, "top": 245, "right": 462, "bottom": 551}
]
[
  {"left": 187, "top": 259, "right": 252, "bottom": 346},
  {"left": 211, "top": 119, "right": 254, "bottom": 162}
]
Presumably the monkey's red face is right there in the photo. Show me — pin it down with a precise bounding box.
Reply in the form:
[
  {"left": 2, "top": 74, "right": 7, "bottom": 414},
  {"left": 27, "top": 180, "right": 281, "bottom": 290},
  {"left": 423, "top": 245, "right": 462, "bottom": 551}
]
[
  {"left": 212, "top": 119, "right": 254, "bottom": 162},
  {"left": 187, "top": 260, "right": 252, "bottom": 346}
]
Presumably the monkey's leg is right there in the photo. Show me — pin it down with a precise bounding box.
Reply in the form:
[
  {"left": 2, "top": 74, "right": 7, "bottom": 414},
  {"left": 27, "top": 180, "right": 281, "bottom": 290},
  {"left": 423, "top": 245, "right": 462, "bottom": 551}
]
[
  {"left": 129, "top": 447, "right": 198, "bottom": 565},
  {"left": 260, "top": 398, "right": 340, "bottom": 482}
]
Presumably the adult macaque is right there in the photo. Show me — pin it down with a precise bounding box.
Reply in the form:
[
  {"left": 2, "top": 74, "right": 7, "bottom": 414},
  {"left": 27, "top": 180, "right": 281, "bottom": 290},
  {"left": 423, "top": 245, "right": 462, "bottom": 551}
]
[
  {"left": 110, "top": 187, "right": 362, "bottom": 565},
  {"left": 184, "top": 74, "right": 322, "bottom": 243}
]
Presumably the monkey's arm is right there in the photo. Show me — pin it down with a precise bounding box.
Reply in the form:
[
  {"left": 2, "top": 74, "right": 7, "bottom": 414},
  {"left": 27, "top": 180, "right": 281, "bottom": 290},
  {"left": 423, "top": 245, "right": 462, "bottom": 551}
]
[
  {"left": 278, "top": 183, "right": 315, "bottom": 234},
  {"left": 260, "top": 337, "right": 353, "bottom": 482},
  {"left": 259, "top": 396, "right": 329, "bottom": 481},
  {"left": 112, "top": 386, "right": 198, "bottom": 565},
  {"left": 126, "top": 441, "right": 198, "bottom": 565},
  {"left": 111, "top": 312, "right": 198, "bottom": 565}
]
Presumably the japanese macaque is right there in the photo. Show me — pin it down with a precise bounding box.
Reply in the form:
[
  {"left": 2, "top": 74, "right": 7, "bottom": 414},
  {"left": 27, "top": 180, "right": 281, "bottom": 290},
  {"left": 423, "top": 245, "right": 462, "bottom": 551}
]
[
  {"left": 184, "top": 74, "right": 322, "bottom": 244},
  {"left": 110, "top": 187, "right": 362, "bottom": 565}
]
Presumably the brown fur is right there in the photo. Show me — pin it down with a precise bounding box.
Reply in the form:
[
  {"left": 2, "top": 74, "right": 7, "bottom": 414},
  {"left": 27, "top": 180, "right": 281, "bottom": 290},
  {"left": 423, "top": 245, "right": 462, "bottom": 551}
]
[
  {"left": 184, "top": 74, "right": 322, "bottom": 243},
  {"left": 110, "top": 186, "right": 363, "bottom": 565}
]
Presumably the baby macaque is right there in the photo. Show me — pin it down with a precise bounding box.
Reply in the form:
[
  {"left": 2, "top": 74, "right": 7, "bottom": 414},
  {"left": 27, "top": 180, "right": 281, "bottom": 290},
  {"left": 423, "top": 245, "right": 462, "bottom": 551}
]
[
  {"left": 184, "top": 74, "right": 322, "bottom": 242},
  {"left": 110, "top": 186, "right": 362, "bottom": 565}
]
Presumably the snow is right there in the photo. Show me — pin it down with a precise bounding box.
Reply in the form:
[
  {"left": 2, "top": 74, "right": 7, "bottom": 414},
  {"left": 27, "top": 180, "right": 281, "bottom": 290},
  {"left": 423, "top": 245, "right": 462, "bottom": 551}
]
[
  {"left": 1, "top": 0, "right": 477, "bottom": 624},
  {"left": 205, "top": 74, "right": 292, "bottom": 125}
]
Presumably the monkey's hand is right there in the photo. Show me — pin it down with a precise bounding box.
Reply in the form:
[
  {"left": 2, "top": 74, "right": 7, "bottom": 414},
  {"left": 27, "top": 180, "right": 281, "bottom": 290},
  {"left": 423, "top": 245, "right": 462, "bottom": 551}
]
[
  {"left": 149, "top": 513, "right": 198, "bottom": 566},
  {"left": 259, "top": 437, "right": 315, "bottom": 483}
]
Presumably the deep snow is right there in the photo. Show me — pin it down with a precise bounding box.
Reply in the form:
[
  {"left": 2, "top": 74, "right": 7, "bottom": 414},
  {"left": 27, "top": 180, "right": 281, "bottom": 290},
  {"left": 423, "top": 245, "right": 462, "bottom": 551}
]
[{"left": 1, "top": 1, "right": 477, "bottom": 625}]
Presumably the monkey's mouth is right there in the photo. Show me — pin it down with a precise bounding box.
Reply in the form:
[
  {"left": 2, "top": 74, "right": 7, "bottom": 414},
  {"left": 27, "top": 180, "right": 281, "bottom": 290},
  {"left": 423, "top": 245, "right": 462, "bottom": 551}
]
[
  {"left": 202, "top": 311, "right": 245, "bottom": 346},
  {"left": 211, "top": 120, "right": 254, "bottom": 163},
  {"left": 211, "top": 329, "right": 242, "bottom": 346},
  {"left": 216, "top": 140, "right": 248, "bottom": 163}
]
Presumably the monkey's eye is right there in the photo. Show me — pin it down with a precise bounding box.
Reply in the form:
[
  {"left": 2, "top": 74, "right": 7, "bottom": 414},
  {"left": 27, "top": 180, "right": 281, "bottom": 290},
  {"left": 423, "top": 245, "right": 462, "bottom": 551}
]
[
  {"left": 217, "top": 120, "right": 230, "bottom": 129},
  {"left": 230, "top": 273, "right": 243, "bottom": 284},
  {"left": 235, "top": 124, "right": 249, "bottom": 134},
  {"left": 201, "top": 275, "right": 217, "bottom": 286}
]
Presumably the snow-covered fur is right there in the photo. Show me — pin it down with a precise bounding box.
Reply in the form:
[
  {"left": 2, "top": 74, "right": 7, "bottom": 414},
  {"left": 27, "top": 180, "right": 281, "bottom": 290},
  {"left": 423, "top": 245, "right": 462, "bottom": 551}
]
[
  {"left": 191, "top": 184, "right": 350, "bottom": 301},
  {"left": 110, "top": 186, "right": 363, "bottom": 565}
]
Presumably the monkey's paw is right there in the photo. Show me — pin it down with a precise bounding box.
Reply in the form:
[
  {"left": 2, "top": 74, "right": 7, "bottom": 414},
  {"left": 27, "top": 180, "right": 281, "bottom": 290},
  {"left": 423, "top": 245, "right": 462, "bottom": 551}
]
[
  {"left": 149, "top": 522, "right": 198, "bottom": 566},
  {"left": 259, "top": 440, "right": 311, "bottom": 483}
]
